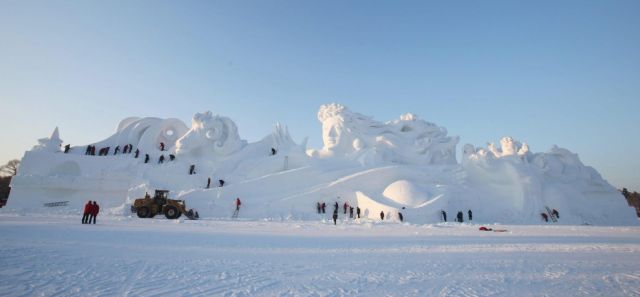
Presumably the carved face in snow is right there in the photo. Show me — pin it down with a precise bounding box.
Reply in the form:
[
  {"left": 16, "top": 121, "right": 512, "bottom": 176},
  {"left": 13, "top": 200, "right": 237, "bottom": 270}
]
[{"left": 322, "top": 116, "right": 347, "bottom": 150}]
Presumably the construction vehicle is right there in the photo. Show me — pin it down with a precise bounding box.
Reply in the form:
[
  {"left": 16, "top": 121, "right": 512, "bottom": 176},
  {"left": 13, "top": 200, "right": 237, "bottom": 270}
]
[{"left": 131, "top": 190, "right": 199, "bottom": 220}]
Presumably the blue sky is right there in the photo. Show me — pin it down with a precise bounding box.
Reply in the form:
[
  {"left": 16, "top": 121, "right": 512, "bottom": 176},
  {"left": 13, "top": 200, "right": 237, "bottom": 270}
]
[{"left": 1, "top": 0, "right": 639, "bottom": 190}]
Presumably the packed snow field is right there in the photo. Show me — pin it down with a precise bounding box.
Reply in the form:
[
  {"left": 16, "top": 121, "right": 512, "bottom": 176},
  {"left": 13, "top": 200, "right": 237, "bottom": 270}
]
[{"left": 1, "top": 214, "right": 639, "bottom": 297}]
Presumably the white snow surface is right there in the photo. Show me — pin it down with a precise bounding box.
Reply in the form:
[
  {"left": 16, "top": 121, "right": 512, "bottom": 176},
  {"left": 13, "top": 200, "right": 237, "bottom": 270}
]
[
  {"left": 4, "top": 103, "right": 637, "bottom": 225},
  {"left": 1, "top": 214, "right": 639, "bottom": 297}
]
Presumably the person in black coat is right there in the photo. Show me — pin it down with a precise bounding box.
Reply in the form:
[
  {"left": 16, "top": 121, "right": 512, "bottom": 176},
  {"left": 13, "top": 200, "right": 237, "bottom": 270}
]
[
  {"left": 219, "top": 179, "right": 225, "bottom": 187},
  {"left": 144, "top": 154, "right": 150, "bottom": 163},
  {"left": 332, "top": 209, "right": 338, "bottom": 225},
  {"left": 398, "top": 207, "right": 405, "bottom": 222},
  {"left": 317, "top": 202, "right": 321, "bottom": 214},
  {"left": 380, "top": 211, "right": 385, "bottom": 220},
  {"left": 442, "top": 210, "right": 447, "bottom": 222},
  {"left": 468, "top": 209, "right": 473, "bottom": 221},
  {"left": 356, "top": 206, "right": 361, "bottom": 218},
  {"left": 134, "top": 149, "right": 140, "bottom": 158},
  {"left": 457, "top": 211, "right": 463, "bottom": 223},
  {"left": 158, "top": 155, "right": 165, "bottom": 164}
]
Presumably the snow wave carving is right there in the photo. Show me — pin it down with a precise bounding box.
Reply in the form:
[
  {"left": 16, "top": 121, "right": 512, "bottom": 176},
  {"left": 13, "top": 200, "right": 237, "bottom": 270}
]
[
  {"left": 313, "top": 103, "right": 458, "bottom": 165},
  {"left": 175, "top": 111, "right": 246, "bottom": 159}
]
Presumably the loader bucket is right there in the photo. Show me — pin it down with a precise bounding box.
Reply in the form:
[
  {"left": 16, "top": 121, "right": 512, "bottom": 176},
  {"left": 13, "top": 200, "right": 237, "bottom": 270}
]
[{"left": 185, "top": 209, "right": 199, "bottom": 220}]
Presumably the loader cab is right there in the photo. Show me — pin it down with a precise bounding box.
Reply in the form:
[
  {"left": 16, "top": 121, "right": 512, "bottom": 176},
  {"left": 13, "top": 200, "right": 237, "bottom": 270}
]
[{"left": 153, "top": 189, "right": 169, "bottom": 206}]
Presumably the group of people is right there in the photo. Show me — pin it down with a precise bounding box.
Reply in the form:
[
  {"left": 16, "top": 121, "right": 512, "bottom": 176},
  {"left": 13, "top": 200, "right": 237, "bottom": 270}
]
[
  {"left": 441, "top": 210, "right": 472, "bottom": 223},
  {"left": 81, "top": 200, "right": 100, "bottom": 224},
  {"left": 541, "top": 208, "right": 560, "bottom": 222},
  {"left": 321, "top": 201, "right": 411, "bottom": 225}
]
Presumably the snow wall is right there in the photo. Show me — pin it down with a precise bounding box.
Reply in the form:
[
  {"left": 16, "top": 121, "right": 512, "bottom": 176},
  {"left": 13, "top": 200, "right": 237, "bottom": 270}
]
[{"left": 4, "top": 104, "right": 637, "bottom": 225}]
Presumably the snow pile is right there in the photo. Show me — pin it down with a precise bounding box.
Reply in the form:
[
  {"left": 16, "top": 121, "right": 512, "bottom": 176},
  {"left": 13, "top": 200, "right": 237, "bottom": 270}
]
[{"left": 4, "top": 104, "right": 637, "bottom": 225}]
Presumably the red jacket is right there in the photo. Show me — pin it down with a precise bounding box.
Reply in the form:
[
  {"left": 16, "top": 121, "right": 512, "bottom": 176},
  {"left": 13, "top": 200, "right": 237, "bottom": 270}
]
[
  {"left": 92, "top": 203, "right": 100, "bottom": 215},
  {"left": 83, "top": 202, "right": 92, "bottom": 214}
]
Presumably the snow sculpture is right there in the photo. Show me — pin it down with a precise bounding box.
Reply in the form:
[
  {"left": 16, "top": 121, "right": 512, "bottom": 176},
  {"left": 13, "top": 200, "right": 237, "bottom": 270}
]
[
  {"left": 175, "top": 111, "right": 246, "bottom": 159},
  {"left": 312, "top": 103, "right": 458, "bottom": 165},
  {"left": 487, "top": 137, "right": 530, "bottom": 160},
  {"left": 31, "top": 127, "right": 63, "bottom": 153}
]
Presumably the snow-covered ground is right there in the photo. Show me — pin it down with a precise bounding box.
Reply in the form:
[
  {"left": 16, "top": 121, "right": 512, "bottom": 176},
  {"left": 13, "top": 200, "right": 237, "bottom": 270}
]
[{"left": 1, "top": 214, "right": 639, "bottom": 297}]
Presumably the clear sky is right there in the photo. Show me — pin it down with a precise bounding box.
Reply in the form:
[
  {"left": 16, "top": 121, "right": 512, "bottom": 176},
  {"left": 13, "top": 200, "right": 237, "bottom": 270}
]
[{"left": 1, "top": 0, "right": 639, "bottom": 190}]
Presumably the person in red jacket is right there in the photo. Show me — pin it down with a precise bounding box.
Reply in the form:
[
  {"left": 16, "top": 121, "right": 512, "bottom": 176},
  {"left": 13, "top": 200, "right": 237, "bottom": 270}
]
[
  {"left": 82, "top": 200, "right": 92, "bottom": 224},
  {"left": 89, "top": 201, "right": 100, "bottom": 224},
  {"left": 232, "top": 198, "right": 241, "bottom": 218}
]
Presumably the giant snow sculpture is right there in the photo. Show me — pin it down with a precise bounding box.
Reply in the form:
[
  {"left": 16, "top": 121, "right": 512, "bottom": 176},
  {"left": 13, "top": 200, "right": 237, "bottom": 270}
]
[{"left": 4, "top": 104, "right": 637, "bottom": 225}]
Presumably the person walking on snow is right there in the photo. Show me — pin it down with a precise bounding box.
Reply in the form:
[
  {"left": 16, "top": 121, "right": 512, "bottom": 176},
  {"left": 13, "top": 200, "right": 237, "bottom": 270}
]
[{"left": 82, "top": 200, "right": 92, "bottom": 224}]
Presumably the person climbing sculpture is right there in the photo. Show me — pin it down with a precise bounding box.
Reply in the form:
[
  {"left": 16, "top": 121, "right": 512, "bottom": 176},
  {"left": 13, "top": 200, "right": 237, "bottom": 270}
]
[{"left": 232, "top": 198, "right": 242, "bottom": 218}]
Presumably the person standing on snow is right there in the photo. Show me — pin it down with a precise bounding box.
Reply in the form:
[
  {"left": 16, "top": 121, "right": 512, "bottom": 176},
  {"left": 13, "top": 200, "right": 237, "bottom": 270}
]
[
  {"left": 380, "top": 211, "right": 385, "bottom": 220},
  {"left": 144, "top": 154, "right": 150, "bottom": 163},
  {"left": 89, "top": 201, "right": 99, "bottom": 224},
  {"left": 82, "top": 200, "right": 92, "bottom": 224},
  {"left": 332, "top": 209, "right": 338, "bottom": 225},
  {"left": 349, "top": 206, "right": 354, "bottom": 219},
  {"left": 160, "top": 142, "right": 165, "bottom": 151},
  {"left": 134, "top": 149, "right": 140, "bottom": 158},
  {"left": 457, "top": 211, "right": 463, "bottom": 223},
  {"left": 356, "top": 206, "right": 361, "bottom": 219},
  {"left": 321, "top": 202, "right": 326, "bottom": 214},
  {"left": 541, "top": 213, "right": 549, "bottom": 222},
  {"left": 343, "top": 202, "right": 349, "bottom": 214},
  {"left": 316, "top": 202, "right": 321, "bottom": 214},
  {"left": 442, "top": 210, "right": 447, "bottom": 222},
  {"left": 398, "top": 207, "right": 405, "bottom": 222},
  {"left": 468, "top": 209, "right": 473, "bottom": 221}
]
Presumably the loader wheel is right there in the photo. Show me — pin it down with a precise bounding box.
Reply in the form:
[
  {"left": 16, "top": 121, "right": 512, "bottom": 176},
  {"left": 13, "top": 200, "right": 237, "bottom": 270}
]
[
  {"left": 164, "top": 205, "right": 180, "bottom": 219},
  {"left": 137, "top": 206, "right": 150, "bottom": 218}
]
